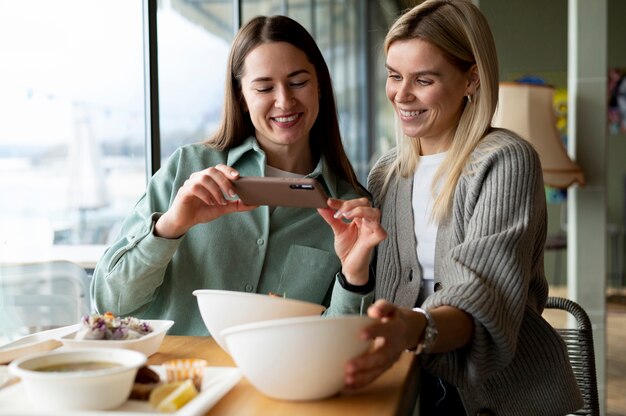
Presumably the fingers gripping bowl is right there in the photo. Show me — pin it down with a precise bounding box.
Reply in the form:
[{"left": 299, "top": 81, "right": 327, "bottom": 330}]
[
  {"left": 8, "top": 348, "right": 147, "bottom": 411},
  {"left": 221, "top": 315, "right": 374, "bottom": 401},
  {"left": 193, "top": 289, "right": 326, "bottom": 353}
]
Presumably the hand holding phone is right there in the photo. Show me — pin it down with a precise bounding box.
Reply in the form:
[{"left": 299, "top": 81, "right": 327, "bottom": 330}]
[{"left": 232, "top": 177, "right": 329, "bottom": 208}]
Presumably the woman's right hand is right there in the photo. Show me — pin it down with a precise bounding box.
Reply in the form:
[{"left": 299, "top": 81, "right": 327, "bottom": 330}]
[
  {"left": 318, "top": 198, "right": 387, "bottom": 286},
  {"left": 154, "top": 164, "right": 256, "bottom": 239},
  {"left": 345, "top": 300, "right": 425, "bottom": 389}
]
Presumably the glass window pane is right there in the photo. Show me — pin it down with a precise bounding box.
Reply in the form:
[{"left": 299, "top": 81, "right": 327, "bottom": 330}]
[
  {"left": 0, "top": 0, "right": 146, "bottom": 265},
  {"left": 242, "top": 0, "right": 284, "bottom": 24},
  {"left": 287, "top": 0, "right": 312, "bottom": 32},
  {"left": 157, "top": 0, "right": 233, "bottom": 163},
  {"left": 314, "top": 0, "right": 368, "bottom": 180},
  {"left": 371, "top": 1, "right": 398, "bottom": 165}
]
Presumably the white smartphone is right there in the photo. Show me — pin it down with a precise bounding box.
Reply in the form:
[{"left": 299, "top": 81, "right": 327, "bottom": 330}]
[{"left": 232, "top": 177, "right": 329, "bottom": 208}]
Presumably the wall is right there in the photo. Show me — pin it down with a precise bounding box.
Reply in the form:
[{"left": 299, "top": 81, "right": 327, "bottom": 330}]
[
  {"left": 481, "top": 0, "right": 570, "bottom": 284},
  {"left": 608, "top": 0, "right": 626, "bottom": 229},
  {"left": 607, "top": 0, "right": 626, "bottom": 288},
  {"left": 481, "top": 0, "right": 568, "bottom": 88},
  {"left": 482, "top": 0, "right": 626, "bottom": 288}
]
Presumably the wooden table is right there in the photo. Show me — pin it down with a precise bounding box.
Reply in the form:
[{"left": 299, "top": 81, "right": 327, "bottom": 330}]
[{"left": 149, "top": 336, "right": 420, "bottom": 416}]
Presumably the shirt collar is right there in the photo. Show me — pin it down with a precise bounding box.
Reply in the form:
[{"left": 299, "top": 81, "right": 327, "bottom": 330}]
[
  {"left": 226, "top": 137, "right": 263, "bottom": 167},
  {"left": 304, "top": 156, "right": 339, "bottom": 198}
]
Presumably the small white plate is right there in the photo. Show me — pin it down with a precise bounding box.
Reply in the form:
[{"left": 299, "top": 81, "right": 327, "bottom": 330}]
[
  {"left": 60, "top": 320, "right": 175, "bottom": 357},
  {"left": 0, "top": 365, "right": 241, "bottom": 415},
  {"left": 0, "top": 325, "right": 79, "bottom": 364}
]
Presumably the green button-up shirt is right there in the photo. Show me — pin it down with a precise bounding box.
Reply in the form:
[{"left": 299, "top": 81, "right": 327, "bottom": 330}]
[{"left": 91, "top": 137, "right": 372, "bottom": 335}]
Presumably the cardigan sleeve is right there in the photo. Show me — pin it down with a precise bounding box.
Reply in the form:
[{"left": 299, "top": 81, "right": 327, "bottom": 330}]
[{"left": 422, "top": 132, "right": 548, "bottom": 387}]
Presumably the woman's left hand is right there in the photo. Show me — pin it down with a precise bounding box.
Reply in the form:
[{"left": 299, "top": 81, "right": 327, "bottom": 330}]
[
  {"left": 317, "top": 198, "right": 386, "bottom": 285},
  {"left": 344, "top": 299, "right": 425, "bottom": 389}
]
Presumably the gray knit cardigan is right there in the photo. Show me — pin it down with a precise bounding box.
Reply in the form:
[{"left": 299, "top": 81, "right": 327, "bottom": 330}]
[{"left": 368, "top": 129, "right": 583, "bottom": 416}]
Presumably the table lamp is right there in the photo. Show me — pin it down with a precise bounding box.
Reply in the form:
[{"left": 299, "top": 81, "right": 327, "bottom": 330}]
[{"left": 492, "top": 82, "right": 585, "bottom": 189}]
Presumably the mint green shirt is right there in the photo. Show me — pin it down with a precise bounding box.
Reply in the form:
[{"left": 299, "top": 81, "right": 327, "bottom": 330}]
[{"left": 91, "top": 137, "right": 372, "bottom": 335}]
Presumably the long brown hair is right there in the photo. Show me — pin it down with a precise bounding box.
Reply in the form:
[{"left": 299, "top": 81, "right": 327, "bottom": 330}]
[{"left": 204, "top": 15, "right": 363, "bottom": 193}]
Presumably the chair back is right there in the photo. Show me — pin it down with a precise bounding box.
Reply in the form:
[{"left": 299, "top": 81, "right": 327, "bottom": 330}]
[
  {"left": 545, "top": 296, "right": 600, "bottom": 416},
  {"left": 0, "top": 261, "right": 91, "bottom": 343}
]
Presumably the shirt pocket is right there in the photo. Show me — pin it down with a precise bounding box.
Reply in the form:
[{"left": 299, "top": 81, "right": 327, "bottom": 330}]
[{"left": 278, "top": 244, "right": 340, "bottom": 304}]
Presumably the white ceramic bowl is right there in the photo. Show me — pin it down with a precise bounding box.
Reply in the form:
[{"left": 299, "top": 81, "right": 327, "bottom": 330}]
[
  {"left": 193, "top": 289, "right": 325, "bottom": 353},
  {"left": 222, "top": 315, "right": 374, "bottom": 401},
  {"left": 59, "top": 319, "right": 174, "bottom": 357},
  {"left": 9, "top": 348, "right": 146, "bottom": 411}
]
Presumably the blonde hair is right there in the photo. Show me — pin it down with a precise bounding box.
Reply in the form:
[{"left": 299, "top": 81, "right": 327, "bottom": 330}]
[{"left": 383, "top": 0, "right": 499, "bottom": 223}]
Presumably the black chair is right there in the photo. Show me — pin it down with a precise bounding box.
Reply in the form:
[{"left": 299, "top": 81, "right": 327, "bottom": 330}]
[{"left": 545, "top": 296, "right": 600, "bottom": 416}]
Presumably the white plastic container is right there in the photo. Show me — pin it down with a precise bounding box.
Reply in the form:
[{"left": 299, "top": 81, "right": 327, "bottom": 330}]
[{"left": 9, "top": 348, "right": 146, "bottom": 411}]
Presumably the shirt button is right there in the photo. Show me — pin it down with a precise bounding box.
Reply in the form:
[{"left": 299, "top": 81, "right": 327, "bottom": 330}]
[
  {"left": 257, "top": 238, "right": 264, "bottom": 245},
  {"left": 245, "top": 284, "right": 253, "bottom": 292}
]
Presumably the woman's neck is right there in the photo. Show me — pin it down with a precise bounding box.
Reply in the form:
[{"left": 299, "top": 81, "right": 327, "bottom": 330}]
[
  {"left": 261, "top": 142, "right": 315, "bottom": 175},
  {"left": 418, "top": 133, "right": 453, "bottom": 156}
]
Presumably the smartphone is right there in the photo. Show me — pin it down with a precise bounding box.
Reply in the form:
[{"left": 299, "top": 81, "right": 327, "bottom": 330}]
[{"left": 232, "top": 177, "right": 329, "bottom": 208}]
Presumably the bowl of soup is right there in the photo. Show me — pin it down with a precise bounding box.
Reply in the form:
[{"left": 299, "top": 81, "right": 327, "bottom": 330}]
[
  {"left": 193, "top": 289, "right": 325, "bottom": 354},
  {"left": 8, "top": 348, "right": 146, "bottom": 411}
]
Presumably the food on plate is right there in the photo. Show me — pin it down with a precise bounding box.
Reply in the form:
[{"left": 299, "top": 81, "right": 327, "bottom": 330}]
[
  {"left": 149, "top": 379, "right": 198, "bottom": 412},
  {"left": 35, "top": 361, "right": 121, "bottom": 372},
  {"left": 75, "top": 312, "right": 153, "bottom": 341},
  {"left": 130, "top": 366, "right": 162, "bottom": 400},
  {"left": 163, "top": 358, "right": 207, "bottom": 390}
]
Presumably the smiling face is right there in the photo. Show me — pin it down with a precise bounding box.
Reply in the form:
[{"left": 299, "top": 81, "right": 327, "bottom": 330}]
[
  {"left": 385, "top": 38, "right": 475, "bottom": 155},
  {"left": 240, "top": 41, "right": 319, "bottom": 162}
]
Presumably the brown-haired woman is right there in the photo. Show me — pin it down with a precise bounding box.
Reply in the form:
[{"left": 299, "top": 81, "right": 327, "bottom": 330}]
[{"left": 92, "top": 15, "right": 375, "bottom": 336}]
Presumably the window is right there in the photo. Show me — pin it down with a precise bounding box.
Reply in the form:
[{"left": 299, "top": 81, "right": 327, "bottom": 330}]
[
  {"left": 0, "top": 0, "right": 400, "bottom": 268},
  {"left": 0, "top": 0, "right": 146, "bottom": 266},
  {"left": 157, "top": 0, "right": 232, "bottom": 162}
]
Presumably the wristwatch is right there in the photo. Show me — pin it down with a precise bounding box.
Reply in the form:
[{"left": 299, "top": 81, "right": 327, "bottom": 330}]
[
  {"left": 336, "top": 267, "right": 375, "bottom": 294},
  {"left": 412, "top": 307, "right": 438, "bottom": 354}
]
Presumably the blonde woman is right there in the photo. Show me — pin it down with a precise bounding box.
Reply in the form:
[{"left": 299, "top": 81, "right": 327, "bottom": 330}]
[{"left": 322, "top": 1, "right": 583, "bottom": 414}]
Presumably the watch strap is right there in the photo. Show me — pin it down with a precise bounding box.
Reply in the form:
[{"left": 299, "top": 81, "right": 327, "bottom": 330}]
[
  {"left": 412, "top": 307, "right": 438, "bottom": 355},
  {"left": 336, "top": 267, "right": 375, "bottom": 294}
]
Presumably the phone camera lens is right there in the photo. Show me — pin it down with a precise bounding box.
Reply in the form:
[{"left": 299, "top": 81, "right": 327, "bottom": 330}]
[{"left": 289, "top": 184, "right": 314, "bottom": 190}]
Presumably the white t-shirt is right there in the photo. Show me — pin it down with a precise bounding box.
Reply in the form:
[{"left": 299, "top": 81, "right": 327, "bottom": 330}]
[
  {"left": 265, "top": 165, "right": 303, "bottom": 178},
  {"left": 412, "top": 152, "right": 447, "bottom": 282}
]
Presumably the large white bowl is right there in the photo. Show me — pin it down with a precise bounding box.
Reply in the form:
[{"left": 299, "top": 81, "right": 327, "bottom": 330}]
[
  {"left": 9, "top": 348, "right": 146, "bottom": 411},
  {"left": 59, "top": 319, "right": 174, "bottom": 357},
  {"left": 193, "top": 289, "right": 325, "bottom": 353},
  {"left": 222, "top": 315, "right": 374, "bottom": 401}
]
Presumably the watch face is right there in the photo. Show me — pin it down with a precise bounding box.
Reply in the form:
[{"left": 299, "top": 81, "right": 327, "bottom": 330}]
[
  {"left": 411, "top": 307, "right": 438, "bottom": 354},
  {"left": 423, "top": 325, "right": 438, "bottom": 351},
  {"left": 422, "top": 313, "right": 438, "bottom": 353}
]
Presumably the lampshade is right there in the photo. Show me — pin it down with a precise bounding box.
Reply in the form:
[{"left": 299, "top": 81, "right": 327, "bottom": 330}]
[{"left": 492, "top": 82, "right": 585, "bottom": 189}]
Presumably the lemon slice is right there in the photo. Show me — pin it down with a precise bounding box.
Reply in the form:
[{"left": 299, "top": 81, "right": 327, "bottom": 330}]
[
  {"left": 149, "top": 381, "right": 182, "bottom": 408},
  {"left": 149, "top": 379, "right": 198, "bottom": 413}
]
